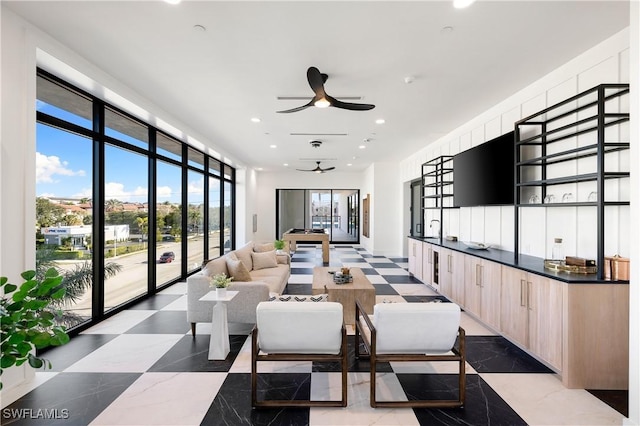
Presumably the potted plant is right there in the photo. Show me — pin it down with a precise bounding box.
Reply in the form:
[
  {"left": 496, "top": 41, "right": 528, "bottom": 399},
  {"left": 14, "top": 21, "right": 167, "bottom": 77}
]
[
  {"left": 274, "top": 239, "right": 285, "bottom": 254},
  {"left": 1, "top": 268, "right": 70, "bottom": 390},
  {"left": 210, "top": 273, "right": 233, "bottom": 298}
]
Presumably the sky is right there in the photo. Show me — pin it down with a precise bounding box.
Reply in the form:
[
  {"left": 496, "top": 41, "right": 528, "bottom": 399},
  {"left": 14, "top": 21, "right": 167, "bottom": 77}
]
[{"left": 36, "top": 101, "right": 221, "bottom": 205}]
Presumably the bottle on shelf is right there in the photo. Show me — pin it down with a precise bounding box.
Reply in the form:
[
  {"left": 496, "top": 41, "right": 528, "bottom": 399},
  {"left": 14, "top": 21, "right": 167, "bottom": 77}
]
[{"left": 551, "top": 238, "right": 564, "bottom": 261}]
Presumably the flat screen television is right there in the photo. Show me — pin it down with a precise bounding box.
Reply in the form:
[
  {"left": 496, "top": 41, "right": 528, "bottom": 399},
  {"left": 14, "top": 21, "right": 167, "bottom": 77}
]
[{"left": 453, "top": 131, "right": 515, "bottom": 207}]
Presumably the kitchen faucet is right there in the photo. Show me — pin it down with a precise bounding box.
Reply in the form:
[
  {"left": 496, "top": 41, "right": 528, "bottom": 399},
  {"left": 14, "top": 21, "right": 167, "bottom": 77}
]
[{"left": 429, "top": 219, "right": 440, "bottom": 238}]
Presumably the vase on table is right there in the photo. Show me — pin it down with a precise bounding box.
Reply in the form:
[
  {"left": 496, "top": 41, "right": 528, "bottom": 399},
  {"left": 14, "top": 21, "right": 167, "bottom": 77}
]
[{"left": 216, "top": 287, "right": 227, "bottom": 298}]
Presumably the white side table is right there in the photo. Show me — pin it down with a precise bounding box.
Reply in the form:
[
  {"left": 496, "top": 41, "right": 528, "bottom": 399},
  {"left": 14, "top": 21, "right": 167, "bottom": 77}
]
[{"left": 199, "top": 290, "right": 238, "bottom": 360}]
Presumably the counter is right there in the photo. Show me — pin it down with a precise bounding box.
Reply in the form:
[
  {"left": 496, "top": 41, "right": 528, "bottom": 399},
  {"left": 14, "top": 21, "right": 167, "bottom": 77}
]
[{"left": 409, "top": 236, "right": 628, "bottom": 284}]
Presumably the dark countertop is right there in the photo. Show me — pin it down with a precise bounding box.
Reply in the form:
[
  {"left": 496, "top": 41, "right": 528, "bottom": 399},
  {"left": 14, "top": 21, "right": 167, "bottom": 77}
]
[{"left": 409, "top": 236, "right": 628, "bottom": 284}]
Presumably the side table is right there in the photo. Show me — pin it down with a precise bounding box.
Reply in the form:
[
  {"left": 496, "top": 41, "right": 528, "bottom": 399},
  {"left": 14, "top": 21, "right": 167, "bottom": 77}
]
[{"left": 199, "top": 290, "right": 239, "bottom": 360}]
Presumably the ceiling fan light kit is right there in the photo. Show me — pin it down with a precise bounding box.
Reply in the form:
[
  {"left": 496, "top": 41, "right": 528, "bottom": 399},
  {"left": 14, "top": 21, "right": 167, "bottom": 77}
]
[{"left": 277, "top": 67, "right": 375, "bottom": 113}]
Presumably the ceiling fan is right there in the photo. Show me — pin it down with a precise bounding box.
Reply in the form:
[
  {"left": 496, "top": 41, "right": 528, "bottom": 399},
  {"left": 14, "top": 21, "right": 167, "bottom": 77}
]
[
  {"left": 277, "top": 67, "right": 375, "bottom": 113},
  {"left": 296, "top": 161, "right": 336, "bottom": 173}
]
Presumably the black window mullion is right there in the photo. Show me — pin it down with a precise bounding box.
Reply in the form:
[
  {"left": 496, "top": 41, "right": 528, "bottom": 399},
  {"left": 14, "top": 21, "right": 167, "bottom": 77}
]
[
  {"left": 92, "top": 100, "right": 105, "bottom": 321},
  {"left": 148, "top": 129, "right": 157, "bottom": 294},
  {"left": 181, "top": 144, "right": 189, "bottom": 278}
]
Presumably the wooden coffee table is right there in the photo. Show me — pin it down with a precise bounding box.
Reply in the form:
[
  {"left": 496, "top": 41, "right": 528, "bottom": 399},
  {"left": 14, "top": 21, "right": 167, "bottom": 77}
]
[{"left": 312, "top": 267, "right": 375, "bottom": 325}]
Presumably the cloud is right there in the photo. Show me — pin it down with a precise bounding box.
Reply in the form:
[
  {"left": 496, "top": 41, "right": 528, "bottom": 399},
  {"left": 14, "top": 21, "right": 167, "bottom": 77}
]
[
  {"left": 187, "top": 176, "right": 204, "bottom": 194},
  {"left": 36, "top": 152, "right": 86, "bottom": 183},
  {"left": 104, "top": 182, "right": 147, "bottom": 202},
  {"left": 157, "top": 186, "right": 174, "bottom": 198}
]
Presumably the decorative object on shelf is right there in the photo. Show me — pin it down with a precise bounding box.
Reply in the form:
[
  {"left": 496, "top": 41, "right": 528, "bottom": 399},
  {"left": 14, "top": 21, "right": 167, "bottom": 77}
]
[
  {"left": 529, "top": 194, "right": 541, "bottom": 204},
  {"left": 561, "top": 192, "right": 574, "bottom": 203},
  {"left": 445, "top": 235, "right": 458, "bottom": 241},
  {"left": 210, "top": 273, "right": 233, "bottom": 298},
  {"left": 462, "top": 241, "right": 490, "bottom": 250},
  {"left": 543, "top": 260, "right": 597, "bottom": 275},
  {"left": 588, "top": 191, "right": 598, "bottom": 202},
  {"left": 604, "top": 255, "right": 630, "bottom": 280},
  {"left": 551, "top": 238, "right": 563, "bottom": 261},
  {"left": 543, "top": 194, "right": 556, "bottom": 204},
  {"left": 565, "top": 256, "right": 596, "bottom": 267},
  {"left": 0, "top": 269, "right": 70, "bottom": 390}
]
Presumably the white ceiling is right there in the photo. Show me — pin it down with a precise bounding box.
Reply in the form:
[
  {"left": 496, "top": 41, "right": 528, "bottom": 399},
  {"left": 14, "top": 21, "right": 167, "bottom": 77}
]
[{"left": 6, "top": 1, "right": 629, "bottom": 172}]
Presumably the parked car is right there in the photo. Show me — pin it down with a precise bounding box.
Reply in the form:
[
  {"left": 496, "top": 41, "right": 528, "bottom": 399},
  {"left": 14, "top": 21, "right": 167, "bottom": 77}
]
[{"left": 159, "top": 251, "right": 175, "bottom": 263}]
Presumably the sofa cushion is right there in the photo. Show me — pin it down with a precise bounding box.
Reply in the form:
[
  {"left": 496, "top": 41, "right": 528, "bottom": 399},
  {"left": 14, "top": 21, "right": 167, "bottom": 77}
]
[
  {"left": 226, "top": 256, "right": 253, "bottom": 282},
  {"left": 251, "top": 250, "right": 278, "bottom": 270},
  {"left": 202, "top": 256, "right": 229, "bottom": 277},
  {"left": 253, "top": 242, "right": 275, "bottom": 253},
  {"left": 233, "top": 243, "right": 254, "bottom": 271},
  {"left": 250, "top": 264, "right": 289, "bottom": 294}
]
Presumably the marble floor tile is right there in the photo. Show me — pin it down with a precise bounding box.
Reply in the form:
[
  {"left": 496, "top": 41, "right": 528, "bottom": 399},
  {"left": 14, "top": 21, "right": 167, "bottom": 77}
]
[
  {"left": 375, "top": 268, "right": 410, "bottom": 276},
  {"left": 125, "top": 310, "right": 190, "bottom": 334},
  {"left": 465, "top": 336, "right": 554, "bottom": 373},
  {"left": 309, "top": 372, "right": 420, "bottom": 426},
  {"left": 0, "top": 372, "right": 58, "bottom": 407},
  {"left": 460, "top": 312, "right": 498, "bottom": 336},
  {"left": 367, "top": 275, "right": 389, "bottom": 284},
  {"left": 160, "top": 294, "right": 187, "bottom": 310},
  {"left": 157, "top": 280, "right": 186, "bottom": 294},
  {"left": 390, "top": 360, "right": 477, "bottom": 375},
  {"left": 81, "top": 310, "right": 156, "bottom": 334},
  {"left": 287, "top": 274, "right": 314, "bottom": 284},
  {"left": 480, "top": 373, "right": 625, "bottom": 425},
  {"left": 3, "top": 372, "right": 141, "bottom": 426},
  {"left": 390, "top": 283, "right": 436, "bottom": 295},
  {"left": 89, "top": 372, "right": 225, "bottom": 425},
  {"left": 42, "top": 334, "right": 119, "bottom": 371},
  {"left": 64, "top": 334, "right": 183, "bottom": 372}
]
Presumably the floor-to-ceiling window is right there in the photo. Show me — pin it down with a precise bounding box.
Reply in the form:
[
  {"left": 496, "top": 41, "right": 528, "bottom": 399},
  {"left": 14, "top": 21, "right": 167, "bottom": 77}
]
[{"left": 35, "top": 69, "right": 236, "bottom": 334}]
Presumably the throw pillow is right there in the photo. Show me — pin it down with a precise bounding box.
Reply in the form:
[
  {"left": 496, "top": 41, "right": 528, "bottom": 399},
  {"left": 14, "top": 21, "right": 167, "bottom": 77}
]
[
  {"left": 253, "top": 242, "right": 275, "bottom": 253},
  {"left": 251, "top": 250, "right": 278, "bottom": 270},
  {"left": 268, "top": 294, "right": 328, "bottom": 302},
  {"left": 226, "top": 256, "right": 252, "bottom": 282},
  {"left": 233, "top": 243, "right": 254, "bottom": 271},
  {"left": 202, "top": 256, "right": 228, "bottom": 277}
]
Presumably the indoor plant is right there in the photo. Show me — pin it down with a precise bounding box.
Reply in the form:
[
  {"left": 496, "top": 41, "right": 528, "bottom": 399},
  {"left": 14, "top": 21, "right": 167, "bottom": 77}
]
[
  {"left": 210, "top": 273, "right": 233, "bottom": 297},
  {"left": 1, "top": 268, "right": 70, "bottom": 390},
  {"left": 274, "top": 239, "right": 285, "bottom": 253}
]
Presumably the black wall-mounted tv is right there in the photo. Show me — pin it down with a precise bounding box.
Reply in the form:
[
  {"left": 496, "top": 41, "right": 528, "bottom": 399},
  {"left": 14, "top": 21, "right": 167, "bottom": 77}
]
[{"left": 453, "top": 131, "right": 515, "bottom": 207}]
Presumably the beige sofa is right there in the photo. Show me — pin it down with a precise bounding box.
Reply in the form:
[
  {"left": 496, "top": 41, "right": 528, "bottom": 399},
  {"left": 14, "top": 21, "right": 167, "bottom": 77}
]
[{"left": 186, "top": 242, "right": 290, "bottom": 336}]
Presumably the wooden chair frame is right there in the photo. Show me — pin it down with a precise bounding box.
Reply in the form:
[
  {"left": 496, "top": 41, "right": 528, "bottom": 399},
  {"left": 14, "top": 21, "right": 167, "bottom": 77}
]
[
  {"left": 354, "top": 300, "right": 466, "bottom": 408},
  {"left": 251, "top": 323, "right": 348, "bottom": 408}
]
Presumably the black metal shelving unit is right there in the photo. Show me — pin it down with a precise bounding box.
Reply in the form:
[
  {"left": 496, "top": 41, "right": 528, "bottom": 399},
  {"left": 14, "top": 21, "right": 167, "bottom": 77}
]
[
  {"left": 514, "top": 83, "right": 630, "bottom": 279},
  {"left": 421, "top": 155, "right": 457, "bottom": 242}
]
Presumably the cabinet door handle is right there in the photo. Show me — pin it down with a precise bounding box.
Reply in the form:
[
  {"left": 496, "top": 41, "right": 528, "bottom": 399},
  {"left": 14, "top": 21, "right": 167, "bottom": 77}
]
[
  {"left": 527, "top": 281, "right": 533, "bottom": 311},
  {"left": 475, "top": 264, "right": 481, "bottom": 286},
  {"left": 520, "top": 279, "right": 526, "bottom": 307},
  {"left": 448, "top": 255, "right": 452, "bottom": 273}
]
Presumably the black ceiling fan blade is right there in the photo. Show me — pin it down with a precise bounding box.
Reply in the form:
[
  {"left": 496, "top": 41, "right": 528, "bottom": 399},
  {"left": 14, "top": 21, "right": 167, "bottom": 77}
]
[
  {"left": 323, "top": 166, "right": 336, "bottom": 171},
  {"left": 307, "top": 67, "right": 326, "bottom": 96},
  {"left": 328, "top": 95, "right": 375, "bottom": 111},
  {"left": 276, "top": 99, "right": 314, "bottom": 113}
]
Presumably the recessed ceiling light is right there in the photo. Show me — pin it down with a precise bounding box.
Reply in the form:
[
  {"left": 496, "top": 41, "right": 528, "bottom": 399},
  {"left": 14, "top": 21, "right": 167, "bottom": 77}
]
[
  {"left": 453, "top": 0, "right": 475, "bottom": 9},
  {"left": 359, "top": 145, "right": 366, "bottom": 149},
  {"left": 284, "top": 163, "right": 289, "bottom": 167},
  {"left": 269, "top": 145, "right": 277, "bottom": 149},
  {"left": 375, "top": 119, "right": 385, "bottom": 124},
  {"left": 256, "top": 167, "right": 263, "bottom": 171},
  {"left": 165, "top": 0, "right": 181, "bottom": 4},
  {"left": 347, "top": 163, "right": 352, "bottom": 166},
  {"left": 251, "top": 117, "right": 261, "bottom": 123}
]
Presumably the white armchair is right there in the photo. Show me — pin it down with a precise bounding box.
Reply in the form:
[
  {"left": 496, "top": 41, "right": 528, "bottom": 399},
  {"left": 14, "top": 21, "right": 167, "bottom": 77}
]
[
  {"left": 251, "top": 301, "right": 348, "bottom": 408},
  {"left": 355, "top": 300, "right": 466, "bottom": 408}
]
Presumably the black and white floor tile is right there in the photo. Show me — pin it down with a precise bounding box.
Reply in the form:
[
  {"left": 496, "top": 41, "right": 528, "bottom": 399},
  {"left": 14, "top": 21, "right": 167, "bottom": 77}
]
[{"left": 1, "top": 245, "right": 627, "bottom": 425}]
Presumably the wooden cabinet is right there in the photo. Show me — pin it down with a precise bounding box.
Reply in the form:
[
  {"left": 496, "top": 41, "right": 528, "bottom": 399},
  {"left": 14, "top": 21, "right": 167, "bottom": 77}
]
[
  {"left": 407, "top": 238, "right": 423, "bottom": 281},
  {"left": 422, "top": 242, "right": 435, "bottom": 288},
  {"left": 439, "top": 248, "right": 464, "bottom": 306},
  {"left": 501, "top": 266, "right": 563, "bottom": 370},
  {"left": 464, "top": 255, "right": 501, "bottom": 330}
]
